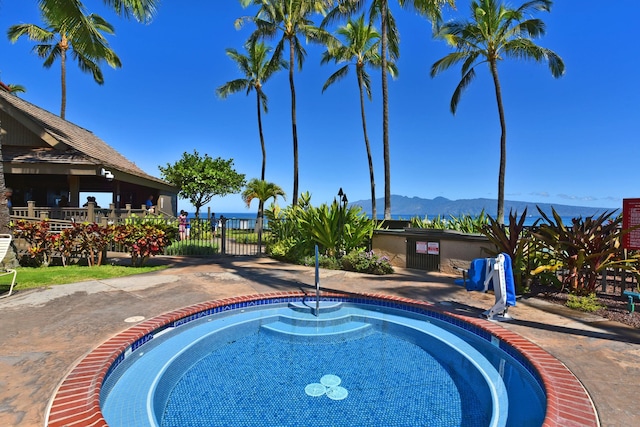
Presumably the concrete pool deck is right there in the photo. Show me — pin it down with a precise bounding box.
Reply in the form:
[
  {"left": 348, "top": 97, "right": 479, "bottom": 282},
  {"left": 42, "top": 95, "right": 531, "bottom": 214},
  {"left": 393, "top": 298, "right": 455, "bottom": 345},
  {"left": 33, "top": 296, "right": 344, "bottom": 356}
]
[{"left": 1, "top": 255, "right": 639, "bottom": 426}]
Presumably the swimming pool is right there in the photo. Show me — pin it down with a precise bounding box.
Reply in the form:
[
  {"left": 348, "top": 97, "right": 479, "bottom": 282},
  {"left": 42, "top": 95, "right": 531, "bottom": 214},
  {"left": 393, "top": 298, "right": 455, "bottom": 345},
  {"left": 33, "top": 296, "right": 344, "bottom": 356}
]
[{"left": 46, "top": 291, "right": 598, "bottom": 427}]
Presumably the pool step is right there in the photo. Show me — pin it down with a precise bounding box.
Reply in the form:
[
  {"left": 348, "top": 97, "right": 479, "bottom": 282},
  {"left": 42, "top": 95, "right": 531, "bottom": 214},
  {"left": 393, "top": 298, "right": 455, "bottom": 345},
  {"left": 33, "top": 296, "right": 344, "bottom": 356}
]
[
  {"left": 261, "top": 319, "right": 372, "bottom": 342},
  {"left": 288, "top": 301, "right": 343, "bottom": 315},
  {"left": 275, "top": 313, "right": 357, "bottom": 328}
]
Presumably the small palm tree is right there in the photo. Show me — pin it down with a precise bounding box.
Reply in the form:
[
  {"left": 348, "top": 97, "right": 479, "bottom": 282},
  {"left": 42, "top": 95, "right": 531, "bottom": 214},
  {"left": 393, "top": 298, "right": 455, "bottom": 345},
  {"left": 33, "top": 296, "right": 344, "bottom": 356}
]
[
  {"left": 217, "top": 41, "right": 286, "bottom": 181},
  {"left": 239, "top": 0, "right": 336, "bottom": 206},
  {"left": 8, "top": 11, "right": 121, "bottom": 119},
  {"left": 431, "top": 0, "right": 564, "bottom": 224},
  {"left": 242, "top": 178, "right": 286, "bottom": 253},
  {"left": 322, "top": 14, "right": 396, "bottom": 220},
  {"left": 5, "top": 84, "right": 27, "bottom": 95}
]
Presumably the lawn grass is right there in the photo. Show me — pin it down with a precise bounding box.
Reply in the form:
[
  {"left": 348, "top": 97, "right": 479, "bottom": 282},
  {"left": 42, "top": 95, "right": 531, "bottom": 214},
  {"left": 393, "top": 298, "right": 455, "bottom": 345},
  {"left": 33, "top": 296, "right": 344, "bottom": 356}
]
[{"left": 0, "top": 264, "right": 168, "bottom": 293}]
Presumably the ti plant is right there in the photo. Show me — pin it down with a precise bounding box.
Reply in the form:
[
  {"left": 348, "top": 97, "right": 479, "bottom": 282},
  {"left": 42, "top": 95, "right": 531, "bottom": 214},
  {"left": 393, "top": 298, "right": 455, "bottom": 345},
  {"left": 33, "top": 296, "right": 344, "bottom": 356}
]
[
  {"left": 530, "top": 207, "right": 639, "bottom": 295},
  {"left": 481, "top": 209, "right": 533, "bottom": 292}
]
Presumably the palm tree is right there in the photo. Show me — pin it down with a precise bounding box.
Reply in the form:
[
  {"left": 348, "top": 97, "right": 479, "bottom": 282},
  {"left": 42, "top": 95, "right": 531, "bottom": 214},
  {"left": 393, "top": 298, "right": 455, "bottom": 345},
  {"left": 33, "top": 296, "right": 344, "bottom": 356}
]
[
  {"left": 30, "top": 1, "right": 156, "bottom": 73},
  {"left": 217, "top": 41, "right": 286, "bottom": 181},
  {"left": 431, "top": 0, "right": 564, "bottom": 224},
  {"left": 0, "top": 0, "right": 157, "bottom": 263},
  {"left": 242, "top": 178, "right": 286, "bottom": 253},
  {"left": 380, "top": 0, "right": 452, "bottom": 219},
  {"left": 8, "top": 12, "right": 121, "bottom": 119},
  {"left": 321, "top": 14, "right": 396, "bottom": 220},
  {"left": 324, "top": 0, "right": 452, "bottom": 219},
  {"left": 239, "top": 0, "right": 336, "bottom": 206}
]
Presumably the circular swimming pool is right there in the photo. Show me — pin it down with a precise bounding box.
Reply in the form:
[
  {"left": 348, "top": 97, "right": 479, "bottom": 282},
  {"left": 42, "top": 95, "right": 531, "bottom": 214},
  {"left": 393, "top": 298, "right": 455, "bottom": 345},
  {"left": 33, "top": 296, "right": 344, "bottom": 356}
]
[{"left": 45, "top": 292, "right": 598, "bottom": 427}]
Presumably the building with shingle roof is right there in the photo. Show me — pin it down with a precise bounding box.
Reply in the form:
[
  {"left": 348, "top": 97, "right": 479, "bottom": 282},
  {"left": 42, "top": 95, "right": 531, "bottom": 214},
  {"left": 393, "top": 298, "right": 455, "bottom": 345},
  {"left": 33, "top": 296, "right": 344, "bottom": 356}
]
[{"left": 0, "top": 86, "right": 177, "bottom": 215}]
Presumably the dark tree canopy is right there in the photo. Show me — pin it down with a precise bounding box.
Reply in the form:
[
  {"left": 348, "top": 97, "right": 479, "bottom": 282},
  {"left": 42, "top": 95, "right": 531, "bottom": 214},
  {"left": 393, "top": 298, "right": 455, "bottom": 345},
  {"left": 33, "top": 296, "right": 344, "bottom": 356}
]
[{"left": 159, "top": 151, "right": 246, "bottom": 218}]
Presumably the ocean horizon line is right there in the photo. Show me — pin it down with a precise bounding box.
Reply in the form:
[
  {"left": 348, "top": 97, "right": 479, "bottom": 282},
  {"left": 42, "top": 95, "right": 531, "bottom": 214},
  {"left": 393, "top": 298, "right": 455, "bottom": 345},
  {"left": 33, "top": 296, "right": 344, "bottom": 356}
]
[{"left": 184, "top": 211, "right": 577, "bottom": 226}]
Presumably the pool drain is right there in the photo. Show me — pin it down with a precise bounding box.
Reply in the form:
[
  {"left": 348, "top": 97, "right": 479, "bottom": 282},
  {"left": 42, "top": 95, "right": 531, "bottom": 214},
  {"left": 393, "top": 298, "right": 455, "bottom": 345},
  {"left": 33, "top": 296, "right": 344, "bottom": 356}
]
[
  {"left": 320, "top": 374, "right": 341, "bottom": 387},
  {"left": 326, "top": 386, "right": 348, "bottom": 400},
  {"left": 304, "top": 383, "right": 327, "bottom": 397},
  {"left": 305, "top": 374, "right": 348, "bottom": 400}
]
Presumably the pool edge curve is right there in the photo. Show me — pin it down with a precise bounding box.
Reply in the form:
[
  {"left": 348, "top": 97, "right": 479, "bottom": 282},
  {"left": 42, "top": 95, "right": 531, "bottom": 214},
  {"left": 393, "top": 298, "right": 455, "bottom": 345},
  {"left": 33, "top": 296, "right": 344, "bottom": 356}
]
[{"left": 45, "top": 291, "right": 600, "bottom": 427}]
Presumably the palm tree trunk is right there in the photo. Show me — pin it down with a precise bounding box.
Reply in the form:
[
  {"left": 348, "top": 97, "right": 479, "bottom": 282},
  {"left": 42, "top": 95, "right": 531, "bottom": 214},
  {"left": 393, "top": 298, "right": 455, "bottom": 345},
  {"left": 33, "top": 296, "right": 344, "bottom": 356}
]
[
  {"left": 357, "top": 70, "right": 376, "bottom": 220},
  {"left": 0, "top": 121, "right": 18, "bottom": 267},
  {"left": 381, "top": 0, "right": 391, "bottom": 220},
  {"left": 288, "top": 38, "right": 299, "bottom": 206},
  {"left": 0, "top": 124, "right": 11, "bottom": 235},
  {"left": 256, "top": 91, "right": 266, "bottom": 182},
  {"left": 490, "top": 60, "right": 506, "bottom": 225},
  {"left": 257, "top": 200, "right": 264, "bottom": 255},
  {"left": 60, "top": 46, "right": 67, "bottom": 120}
]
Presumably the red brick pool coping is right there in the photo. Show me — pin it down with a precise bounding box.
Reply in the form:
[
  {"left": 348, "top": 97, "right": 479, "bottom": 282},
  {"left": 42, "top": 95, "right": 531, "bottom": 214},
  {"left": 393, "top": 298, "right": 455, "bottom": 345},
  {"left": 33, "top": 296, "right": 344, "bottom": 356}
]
[{"left": 46, "top": 291, "right": 599, "bottom": 427}]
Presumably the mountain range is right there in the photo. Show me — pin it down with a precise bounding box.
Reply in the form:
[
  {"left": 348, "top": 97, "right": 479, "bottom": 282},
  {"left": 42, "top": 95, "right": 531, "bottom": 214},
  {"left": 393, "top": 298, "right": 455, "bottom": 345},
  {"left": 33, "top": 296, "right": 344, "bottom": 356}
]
[{"left": 350, "top": 195, "right": 619, "bottom": 219}]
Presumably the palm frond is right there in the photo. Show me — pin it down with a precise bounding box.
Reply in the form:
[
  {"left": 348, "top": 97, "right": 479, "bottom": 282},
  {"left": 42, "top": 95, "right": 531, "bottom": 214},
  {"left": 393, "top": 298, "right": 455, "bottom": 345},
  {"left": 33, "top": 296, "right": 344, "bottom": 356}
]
[
  {"left": 216, "top": 79, "right": 250, "bottom": 99},
  {"left": 100, "top": 0, "right": 159, "bottom": 22},
  {"left": 450, "top": 67, "right": 476, "bottom": 114},
  {"left": 430, "top": 51, "right": 468, "bottom": 77},
  {"left": 8, "top": 23, "right": 54, "bottom": 43},
  {"left": 322, "top": 65, "right": 350, "bottom": 92}
]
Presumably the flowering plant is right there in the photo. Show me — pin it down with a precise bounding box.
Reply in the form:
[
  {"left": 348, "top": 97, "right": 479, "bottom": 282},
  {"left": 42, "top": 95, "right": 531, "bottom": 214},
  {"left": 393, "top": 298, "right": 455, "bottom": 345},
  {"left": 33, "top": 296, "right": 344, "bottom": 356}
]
[{"left": 341, "top": 250, "right": 394, "bottom": 275}]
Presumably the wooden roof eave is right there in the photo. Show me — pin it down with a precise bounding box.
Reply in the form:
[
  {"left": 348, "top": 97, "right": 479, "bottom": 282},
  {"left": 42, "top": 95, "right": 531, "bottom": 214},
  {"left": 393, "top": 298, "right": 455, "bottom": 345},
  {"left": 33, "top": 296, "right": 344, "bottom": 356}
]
[
  {"left": 108, "top": 169, "right": 177, "bottom": 192},
  {"left": 0, "top": 99, "right": 70, "bottom": 150}
]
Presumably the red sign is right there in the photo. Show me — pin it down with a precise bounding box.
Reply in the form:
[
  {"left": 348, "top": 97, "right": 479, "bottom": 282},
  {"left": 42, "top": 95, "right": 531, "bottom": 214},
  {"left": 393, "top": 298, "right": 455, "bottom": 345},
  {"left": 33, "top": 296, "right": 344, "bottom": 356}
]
[
  {"left": 416, "top": 241, "right": 428, "bottom": 254},
  {"left": 427, "top": 242, "right": 440, "bottom": 255},
  {"left": 623, "top": 198, "right": 640, "bottom": 250}
]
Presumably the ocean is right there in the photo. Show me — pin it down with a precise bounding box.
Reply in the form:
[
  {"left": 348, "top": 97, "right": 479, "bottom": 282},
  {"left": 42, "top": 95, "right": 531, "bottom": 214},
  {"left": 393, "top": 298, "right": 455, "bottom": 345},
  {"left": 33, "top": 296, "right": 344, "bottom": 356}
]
[
  {"left": 187, "top": 212, "right": 257, "bottom": 220},
  {"left": 186, "top": 212, "right": 590, "bottom": 228}
]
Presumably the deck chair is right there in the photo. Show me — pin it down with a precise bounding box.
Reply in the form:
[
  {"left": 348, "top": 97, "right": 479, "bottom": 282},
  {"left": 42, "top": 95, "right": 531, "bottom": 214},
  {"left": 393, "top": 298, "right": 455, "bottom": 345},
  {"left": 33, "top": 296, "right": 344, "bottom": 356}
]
[{"left": 0, "top": 234, "right": 17, "bottom": 299}]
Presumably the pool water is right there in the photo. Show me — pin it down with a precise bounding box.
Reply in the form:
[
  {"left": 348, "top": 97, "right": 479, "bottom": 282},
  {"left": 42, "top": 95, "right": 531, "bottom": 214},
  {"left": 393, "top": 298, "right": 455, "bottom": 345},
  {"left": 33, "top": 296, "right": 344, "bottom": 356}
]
[
  {"left": 162, "top": 330, "right": 489, "bottom": 427},
  {"left": 101, "top": 300, "right": 546, "bottom": 427}
]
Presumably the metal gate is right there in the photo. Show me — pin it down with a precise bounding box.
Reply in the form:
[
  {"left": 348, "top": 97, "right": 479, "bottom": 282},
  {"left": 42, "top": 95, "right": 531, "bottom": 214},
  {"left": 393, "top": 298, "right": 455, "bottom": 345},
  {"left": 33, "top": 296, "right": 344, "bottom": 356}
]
[
  {"left": 219, "top": 217, "right": 261, "bottom": 256},
  {"left": 160, "top": 216, "right": 262, "bottom": 257},
  {"left": 405, "top": 237, "right": 440, "bottom": 271}
]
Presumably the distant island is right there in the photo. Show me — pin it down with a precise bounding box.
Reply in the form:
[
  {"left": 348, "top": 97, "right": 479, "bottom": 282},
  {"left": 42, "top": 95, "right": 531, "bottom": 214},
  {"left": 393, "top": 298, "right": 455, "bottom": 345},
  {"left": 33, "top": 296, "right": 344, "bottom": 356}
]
[{"left": 350, "top": 195, "right": 619, "bottom": 219}]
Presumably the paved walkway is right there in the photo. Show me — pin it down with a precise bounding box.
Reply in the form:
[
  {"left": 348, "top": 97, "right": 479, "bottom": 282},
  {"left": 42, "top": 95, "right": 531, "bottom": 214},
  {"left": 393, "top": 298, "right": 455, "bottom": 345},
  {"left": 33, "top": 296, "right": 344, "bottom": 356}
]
[{"left": 1, "top": 256, "right": 639, "bottom": 426}]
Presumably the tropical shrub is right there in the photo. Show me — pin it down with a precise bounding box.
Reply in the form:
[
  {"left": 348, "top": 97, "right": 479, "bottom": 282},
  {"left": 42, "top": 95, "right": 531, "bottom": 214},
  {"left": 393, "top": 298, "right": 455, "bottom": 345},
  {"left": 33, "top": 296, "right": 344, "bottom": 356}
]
[
  {"left": 164, "top": 240, "right": 218, "bottom": 256},
  {"left": 341, "top": 250, "right": 394, "bottom": 275},
  {"left": 481, "top": 209, "right": 534, "bottom": 292},
  {"left": 73, "top": 222, "right": 112, "bottom": 266},
  {"left": 53, "top": 226, "right": 80, "bottom": 266},
  {"left": 410, "top": 211, "right": 488, "bottom": 234},
  {"left": 265, "top": 194, "right": 377, "bottom": 265},
  {"left": 530, "top": 207, "right": 639, "bottom": 295},
  {"left": 112, "top": 222, "right": 177, "bottom": 267},
  {"left": 12, "top": 220, "right": 114, "bottom": 267},
  {"left": 302, "top": 254, "right": 342, "bottom": 270},
  {"left": 301, "top": 201, "right": 376, "bottom": 257},
  {"left": 12, "top": 219, "right": 55, "bottom": 266},
  {"left": 565, "top": 293, "right": 604, "bottom": 312}
]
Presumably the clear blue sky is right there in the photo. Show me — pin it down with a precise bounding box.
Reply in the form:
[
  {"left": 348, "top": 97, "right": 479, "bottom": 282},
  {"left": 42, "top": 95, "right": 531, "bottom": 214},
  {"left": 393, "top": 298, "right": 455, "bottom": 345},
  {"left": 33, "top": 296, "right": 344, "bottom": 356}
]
[{"left": 1, "top": 1, "right": 638, "bottom": 214}]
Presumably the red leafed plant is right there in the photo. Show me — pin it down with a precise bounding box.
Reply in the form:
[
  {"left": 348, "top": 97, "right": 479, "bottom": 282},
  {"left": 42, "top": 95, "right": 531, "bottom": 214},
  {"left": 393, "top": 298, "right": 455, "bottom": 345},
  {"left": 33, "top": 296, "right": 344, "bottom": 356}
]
[{"left": 112, "top": 223, "right": 176, "bottom": 267}]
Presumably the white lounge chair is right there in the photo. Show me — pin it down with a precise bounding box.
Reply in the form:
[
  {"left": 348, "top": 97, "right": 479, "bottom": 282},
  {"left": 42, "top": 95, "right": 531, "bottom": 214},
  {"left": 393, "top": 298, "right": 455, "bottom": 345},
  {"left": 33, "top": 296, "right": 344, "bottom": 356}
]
[{"left": 0, "top": 234, "right": 17, "bottom": 298}]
